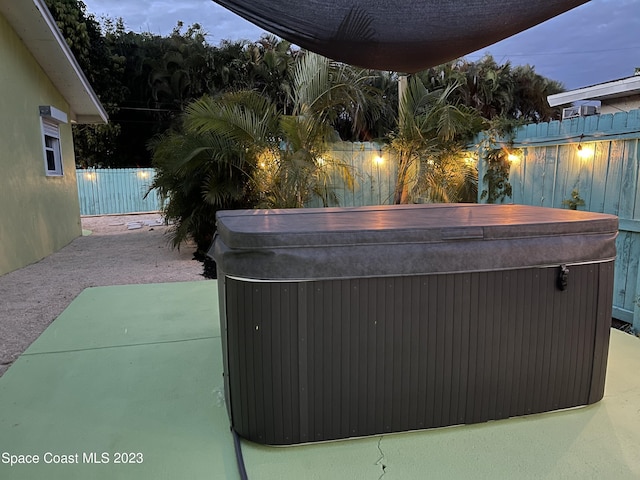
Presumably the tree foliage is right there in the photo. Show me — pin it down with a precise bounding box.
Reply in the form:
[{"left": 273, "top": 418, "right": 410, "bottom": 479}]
[
  {"left": 149, "top": 52, "right": 382, "bottom": 250},
  {"left": 477, "top": 117, "right": 521, "bottom": 203},
  {"left": 389, "top": 77, "right": 484, "bottom": 204},
  {"left": 420, "top": 55, "right": 564, "bottom": 123},
  {"left": 479, "top": 148, "right": 513, "bottom": 204},
  {"left": 45, "top": 1, "right": 569, "bottom": 250},
  {"left": 47, "top": 1, "right": 564, "bottom": 171},
  {"left": 45, "top": 0, "right": 126, "bottom": 167}
]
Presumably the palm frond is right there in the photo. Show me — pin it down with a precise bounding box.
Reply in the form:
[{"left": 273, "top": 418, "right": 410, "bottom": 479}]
[
  {"left": 184, "top": 93, "right": 279, "bottom": 149},
  {"left": 292, "top": 52, "right": 330, "bottom": 113}
]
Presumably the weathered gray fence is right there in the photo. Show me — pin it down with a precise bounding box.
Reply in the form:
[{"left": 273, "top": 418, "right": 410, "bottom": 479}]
[
  {"left": 478, "top": 108, "right": 640, "bottom": 331},
  {"left": 76, "top": 168, "right": 163, "bottom": 215}
]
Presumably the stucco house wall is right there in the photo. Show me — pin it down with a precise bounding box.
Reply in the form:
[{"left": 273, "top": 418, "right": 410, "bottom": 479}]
[{"left": 0, "top": 2, "right": 107, "bottom": 275}]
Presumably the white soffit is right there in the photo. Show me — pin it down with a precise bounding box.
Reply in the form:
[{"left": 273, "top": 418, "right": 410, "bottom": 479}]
[{"left": 0, "top": 0, "right": 108, "bottom": 124}]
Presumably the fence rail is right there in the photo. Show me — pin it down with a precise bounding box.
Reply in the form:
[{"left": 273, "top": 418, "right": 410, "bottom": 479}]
[{"left": 76, "top": 168, "right": 163, "bottom": 215}]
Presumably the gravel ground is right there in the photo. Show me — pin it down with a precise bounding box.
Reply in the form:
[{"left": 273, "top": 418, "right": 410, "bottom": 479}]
[{"left": 0, "top": 213, "right": 205, "bottom": 378}]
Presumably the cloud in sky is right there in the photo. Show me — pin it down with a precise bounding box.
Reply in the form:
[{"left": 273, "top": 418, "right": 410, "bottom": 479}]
[{"left": 83, "top": 0, "right": 640, "bottom": 89}]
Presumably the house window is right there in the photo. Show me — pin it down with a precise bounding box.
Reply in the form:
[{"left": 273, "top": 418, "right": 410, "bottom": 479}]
[
  {"left": 39, "top": 106, "right": 68, "bottom": 176},
  {"left": 43, "top": 121, "right": 62, "bottom": 175}
]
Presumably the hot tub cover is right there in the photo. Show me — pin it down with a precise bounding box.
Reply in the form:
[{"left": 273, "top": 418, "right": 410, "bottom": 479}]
[
  {"left": 212, "top": 204, "right": 618, "bottom": 280},
  {"left": 212, "top": 0, "right": 589, "bottom": 72}
]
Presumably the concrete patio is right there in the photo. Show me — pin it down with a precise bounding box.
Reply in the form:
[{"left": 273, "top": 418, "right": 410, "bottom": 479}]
[{"left": 1, "top": 280, "right": 639, "bottom": 479}]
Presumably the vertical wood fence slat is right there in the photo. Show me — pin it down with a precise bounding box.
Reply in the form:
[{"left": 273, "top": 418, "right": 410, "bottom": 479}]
[
  {"left": 633, "top": 140, "right": 640, "bottom": 218},
  {"left": 479, "top": 108, "right": 640, "bottom": 331}
]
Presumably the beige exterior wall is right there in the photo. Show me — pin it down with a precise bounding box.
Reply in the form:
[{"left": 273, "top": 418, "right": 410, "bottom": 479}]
[
  {"left": 0, "top": 13, "right": 82, "bottom": 275},
  {"left": 600, "top": 94, "right": 640, "bottom": 115}
]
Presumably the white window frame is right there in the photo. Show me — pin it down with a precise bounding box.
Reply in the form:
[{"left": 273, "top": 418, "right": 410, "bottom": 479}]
[{"left": 39, "top": 106, "right": 68, "bottom": 177}]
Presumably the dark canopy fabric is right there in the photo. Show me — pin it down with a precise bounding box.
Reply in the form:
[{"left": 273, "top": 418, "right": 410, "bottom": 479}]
[{"left": 213, "top": 0, "right": 589, "bottom": 72}]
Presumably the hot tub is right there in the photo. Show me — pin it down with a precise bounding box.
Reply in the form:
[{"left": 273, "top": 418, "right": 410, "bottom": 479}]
[{"left": 210, "top": 204, "right": 618, "bottom": 445}]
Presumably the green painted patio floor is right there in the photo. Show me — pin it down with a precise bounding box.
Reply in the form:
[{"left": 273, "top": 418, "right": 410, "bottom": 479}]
[{"left": 1, "top": 281, "right": 640, "bottom": 480}]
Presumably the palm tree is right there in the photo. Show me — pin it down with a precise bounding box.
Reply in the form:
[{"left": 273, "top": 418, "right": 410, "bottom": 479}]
[
  {"left": 389, "top": 76, "right": 484, "bottom": 204},
  {"left": 244, "top": 34, "right": 297, "bottom": 114},
  {"left": 149, "top": 51, "right": 383, "bottom": 249},
  {"left": 419, "top": 55, "right": 563, "bottom": 123},
  {"left": 510, "top": 64, "right": 564, "bottom": 122}
]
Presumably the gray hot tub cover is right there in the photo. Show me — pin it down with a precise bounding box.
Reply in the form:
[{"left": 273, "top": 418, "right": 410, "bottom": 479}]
[
  {"left": 212, "top": 204, "right": 618, "bottom": 281},
  {"left": 212, "top": 0, "right": 588, "bottom": 72}
]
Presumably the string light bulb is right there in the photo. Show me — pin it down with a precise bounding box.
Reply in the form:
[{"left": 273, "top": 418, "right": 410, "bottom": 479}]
[
  {"left": 576, "top": 134, "right": 594, "bottom": 160},
  {"left": 373, "top": 149, "right": 384, "bottom": 165},
  {"left": 577, "top": 144, "right": 594, "bottom": 160}
]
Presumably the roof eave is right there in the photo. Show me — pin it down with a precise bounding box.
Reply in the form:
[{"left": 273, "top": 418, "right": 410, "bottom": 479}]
[
  {"left": 548, "top": 76, "right": 640, "bottom": 107},
  {"left": 0, "top": 0, "right": 108, "bottom": 124}
]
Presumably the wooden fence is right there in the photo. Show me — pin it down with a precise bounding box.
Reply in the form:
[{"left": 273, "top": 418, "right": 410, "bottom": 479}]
[
  {"left": 477, "top": 109, "right": 640, "bottom": 331},
  {"left": 77, "top": 143, "right": 398, "bottom": 215},
  {"left": 76, "top": 168, "right": 163, "bottom": 215},
  {"left": 307, "top": 141, "right": 397, "bottom": 207}
]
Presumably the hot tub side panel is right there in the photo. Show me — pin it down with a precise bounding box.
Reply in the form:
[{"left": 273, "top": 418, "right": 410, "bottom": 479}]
[
  {"left": 223, "top": 261, "right": 614, "bottom": 445},
  {"left": 225, "top": 279, "right": 302, "bottom": 445}
]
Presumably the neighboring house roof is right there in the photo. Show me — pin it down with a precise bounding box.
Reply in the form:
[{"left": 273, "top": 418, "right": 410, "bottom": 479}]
[
  {"left": 547, "top": 74, "right": 640, "bottom": 107},
  {"left": 0, "top": 0, "right": 108, "bottom": 124}
]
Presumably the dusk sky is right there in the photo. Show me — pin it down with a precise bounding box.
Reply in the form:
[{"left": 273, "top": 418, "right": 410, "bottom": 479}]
[{"left": 82, "top": 0, "right": 640, "bottom": 90}]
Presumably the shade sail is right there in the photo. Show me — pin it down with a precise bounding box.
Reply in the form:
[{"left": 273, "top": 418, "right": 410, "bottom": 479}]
[{"left": 213, "top": 0, "right": 589, "bottom": 72}]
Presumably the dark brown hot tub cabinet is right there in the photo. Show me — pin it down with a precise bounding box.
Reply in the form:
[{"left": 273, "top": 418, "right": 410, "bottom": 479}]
[{"left": 209, "top": 204, "right": 618, "bottom": 445}]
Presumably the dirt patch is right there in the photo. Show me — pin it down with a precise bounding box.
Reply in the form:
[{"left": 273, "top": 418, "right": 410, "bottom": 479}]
[{"left": 0, "top": 213, "right": 204, "bottom": 377}]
